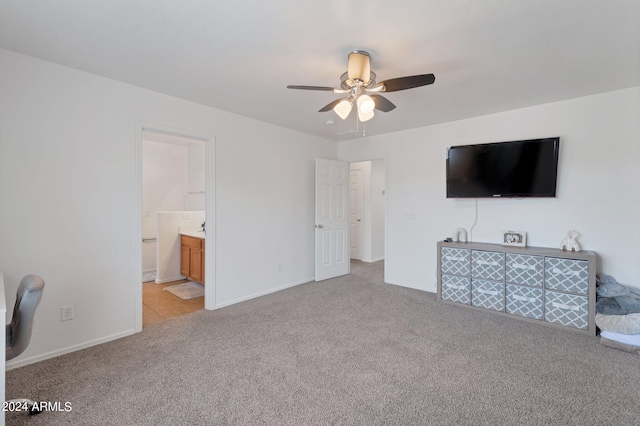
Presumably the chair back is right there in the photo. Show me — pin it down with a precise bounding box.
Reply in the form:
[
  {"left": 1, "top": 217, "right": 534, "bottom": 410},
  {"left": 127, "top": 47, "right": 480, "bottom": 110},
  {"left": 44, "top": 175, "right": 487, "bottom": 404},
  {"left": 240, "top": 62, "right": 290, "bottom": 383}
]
[{"left": 6, "top": 275, "right": 45, "bottom": 361}]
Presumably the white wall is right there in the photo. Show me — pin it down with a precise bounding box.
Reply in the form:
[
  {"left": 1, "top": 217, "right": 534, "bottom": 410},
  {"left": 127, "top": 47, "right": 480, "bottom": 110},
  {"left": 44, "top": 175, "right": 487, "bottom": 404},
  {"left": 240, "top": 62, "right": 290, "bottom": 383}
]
[
  {"left": 142, "top": 140, "right": 189, "bottom": 273},
  {"left": 340, "top": 86, "right": 640, "bottom": 292},
  {"left": 185, "top": 143, "right": 206, "bottom": 211},
  {"left": 0, "top": 48, "right": 337, "bottom": 366}
]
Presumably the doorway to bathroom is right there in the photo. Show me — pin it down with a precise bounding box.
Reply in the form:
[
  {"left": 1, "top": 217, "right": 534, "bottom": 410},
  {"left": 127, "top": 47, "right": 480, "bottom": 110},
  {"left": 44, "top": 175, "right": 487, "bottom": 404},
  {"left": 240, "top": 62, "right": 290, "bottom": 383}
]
[{"left": 135, "top": 124, "right": 215, "bottom": 331}]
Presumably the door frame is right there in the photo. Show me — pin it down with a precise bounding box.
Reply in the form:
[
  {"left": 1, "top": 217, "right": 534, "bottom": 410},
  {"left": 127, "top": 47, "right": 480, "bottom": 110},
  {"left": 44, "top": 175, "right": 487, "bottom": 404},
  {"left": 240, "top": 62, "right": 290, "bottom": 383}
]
[
  {"left": 349, "top": 165, "right": 365, "bottom": 260},
  {"left": 134, "top": 121, "right": 216, "bottom": 332}
]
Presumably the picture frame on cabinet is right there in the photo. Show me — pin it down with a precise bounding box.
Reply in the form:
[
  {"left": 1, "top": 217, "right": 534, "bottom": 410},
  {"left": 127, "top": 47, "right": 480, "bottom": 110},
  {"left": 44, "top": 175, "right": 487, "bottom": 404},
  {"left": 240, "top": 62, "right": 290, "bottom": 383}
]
[{"left": 502, "top": 230, "right": 526, "bottom": 247}]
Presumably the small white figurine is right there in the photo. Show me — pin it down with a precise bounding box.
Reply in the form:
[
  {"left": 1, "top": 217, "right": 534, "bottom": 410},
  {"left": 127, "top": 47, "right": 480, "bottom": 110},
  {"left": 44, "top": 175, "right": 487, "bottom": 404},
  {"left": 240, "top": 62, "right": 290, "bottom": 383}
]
[{"left": 560, "top": 230, "right": 581, "bottom": 252}]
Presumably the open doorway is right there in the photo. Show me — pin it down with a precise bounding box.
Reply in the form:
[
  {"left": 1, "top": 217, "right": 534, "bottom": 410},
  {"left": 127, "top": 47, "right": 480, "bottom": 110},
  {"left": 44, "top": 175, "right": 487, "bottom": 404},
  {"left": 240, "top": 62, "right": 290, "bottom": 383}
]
[
  {"left": 349, "top": 159, "right": 386, "bottom": 263},
  {"left": 141, "top": 130, "right": 205, "bottom": 326},
  {"left": 134, "top": 123, "right": 215, "bottom": 332}
]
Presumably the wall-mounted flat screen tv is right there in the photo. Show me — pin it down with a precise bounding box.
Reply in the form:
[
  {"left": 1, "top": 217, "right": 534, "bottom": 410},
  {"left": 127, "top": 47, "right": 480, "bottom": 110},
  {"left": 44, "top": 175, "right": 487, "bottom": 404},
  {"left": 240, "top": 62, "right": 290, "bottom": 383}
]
[{"left": 446, "top": 137, "right": 560, "bottom": 198}]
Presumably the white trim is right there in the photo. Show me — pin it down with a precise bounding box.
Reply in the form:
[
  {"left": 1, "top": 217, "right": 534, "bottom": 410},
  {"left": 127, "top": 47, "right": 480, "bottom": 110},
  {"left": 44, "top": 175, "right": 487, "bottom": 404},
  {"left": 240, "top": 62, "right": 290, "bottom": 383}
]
[
  {"left": 204, "top": 134, "right": 216, "bottom": 310},
  {"left": 6, "top": 329, "right": 136, "bottom": 370},
  {"left": 142, "top": 268, "right": 156, "bottom": 282},
  {"left": 383, "top": 156, "right": 389, "bottom": 284},
  {"left": 135, "top": 121, "right": 216, "bottom": 332},
  {"left": 214, "top": 278, "right": 313, "bottom": 309},
  {"left": 362, "top": 257, "right": 385, "bottom": 263},
  {"left": 385, "top": 279, "right": 434, "bottom": 293},
  {"left": 134, "top": 126, "right": 143, "bottom": 332}
]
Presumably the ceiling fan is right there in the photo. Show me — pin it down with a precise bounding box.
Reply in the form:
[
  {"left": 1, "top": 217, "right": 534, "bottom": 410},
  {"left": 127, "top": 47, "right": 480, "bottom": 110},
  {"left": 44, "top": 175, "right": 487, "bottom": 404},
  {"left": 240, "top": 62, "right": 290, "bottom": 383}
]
[{"left": 287, "top": 50, "right": 435, "bottom": 125}]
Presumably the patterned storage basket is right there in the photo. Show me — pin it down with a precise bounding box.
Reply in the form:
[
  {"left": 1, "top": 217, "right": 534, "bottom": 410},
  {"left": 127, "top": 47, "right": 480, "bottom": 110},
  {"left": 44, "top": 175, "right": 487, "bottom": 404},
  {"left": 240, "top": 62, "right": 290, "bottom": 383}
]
[
  {"left": 505, "top": 254, "right": 543, "bottom": 287},
  {"left": 471, "top": 251, "right": 504, "bottom": 281},
  {"left": 505, "top": 284, "right": 543, "bottom": 320},
  {"left": 544, "top": 290, "right": 588, "bottom": 329},
  {"left": 472, "top": 279, "right": 505, "bottom": 312},
  {"left": 545, "top": 258, "right": 589, "bottom": 294},
  {"left": 441, "top": 275, "right": 471, "bottom": 304},
  {"left": 441, "top": 247, "right": 470, "bottom": 277}
]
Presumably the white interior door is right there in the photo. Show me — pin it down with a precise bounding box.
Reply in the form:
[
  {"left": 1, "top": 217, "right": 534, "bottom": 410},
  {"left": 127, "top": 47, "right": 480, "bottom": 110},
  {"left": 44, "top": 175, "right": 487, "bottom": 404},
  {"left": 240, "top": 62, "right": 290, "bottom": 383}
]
[
  {"left": 349, "top": 167, "right": 364, "bottom": 260},
  {"left": 315, "top": 158, "right": 350, "bottom": 281}
]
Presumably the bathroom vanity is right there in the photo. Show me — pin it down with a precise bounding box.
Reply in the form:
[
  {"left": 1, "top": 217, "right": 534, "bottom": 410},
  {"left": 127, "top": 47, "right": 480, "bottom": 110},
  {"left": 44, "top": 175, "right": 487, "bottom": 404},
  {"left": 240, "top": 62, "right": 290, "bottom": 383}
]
[{"left": 180, "top": 231, "right": 205, "bottom": 284}]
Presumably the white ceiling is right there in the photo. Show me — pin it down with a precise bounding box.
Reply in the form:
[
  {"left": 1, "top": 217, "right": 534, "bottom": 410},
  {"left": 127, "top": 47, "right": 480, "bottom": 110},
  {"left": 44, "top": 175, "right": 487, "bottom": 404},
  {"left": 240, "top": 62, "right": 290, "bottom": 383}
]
[{"left": 1, "top": 1, "right": 638, "bottom": 141}]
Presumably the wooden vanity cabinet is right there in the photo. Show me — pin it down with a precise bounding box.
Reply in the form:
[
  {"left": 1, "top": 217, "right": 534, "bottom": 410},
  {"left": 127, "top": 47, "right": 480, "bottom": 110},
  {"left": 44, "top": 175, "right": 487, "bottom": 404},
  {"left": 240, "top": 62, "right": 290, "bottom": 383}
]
[{"left": 180, "top": 235, "right": 205, "bottom": 284}]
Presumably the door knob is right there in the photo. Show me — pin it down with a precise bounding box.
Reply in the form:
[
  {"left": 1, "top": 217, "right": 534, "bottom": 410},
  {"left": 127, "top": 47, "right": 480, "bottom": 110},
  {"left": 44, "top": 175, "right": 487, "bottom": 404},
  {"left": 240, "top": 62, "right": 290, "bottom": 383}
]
[
  {"left": 316, "top": 224, "right": 324, "bottom": 228},
  {"left": 357, "top": 219, "right": 361, "bottom": 222}
]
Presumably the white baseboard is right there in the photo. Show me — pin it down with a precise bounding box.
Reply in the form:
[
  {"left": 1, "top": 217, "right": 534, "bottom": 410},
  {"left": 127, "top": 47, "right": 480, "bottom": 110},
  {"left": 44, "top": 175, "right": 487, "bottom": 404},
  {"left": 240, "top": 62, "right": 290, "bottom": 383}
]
[
  {"left": 384, "top": 279, "right": 435, "bottom": 293},
  {"left": 6, "top": 329, "right": 137, "bottom": 370},
  {"left": 214, "top": 277, "right": 314, "bottom": 309},
  {"left": 361, "top": 257, "right": 384, "bottom": 263},
  {"left": 155, "top": 275, "right": 185, "bottom": 284},
  {"left": 142, "top": 269, "right": 156, "bottom": 282}
]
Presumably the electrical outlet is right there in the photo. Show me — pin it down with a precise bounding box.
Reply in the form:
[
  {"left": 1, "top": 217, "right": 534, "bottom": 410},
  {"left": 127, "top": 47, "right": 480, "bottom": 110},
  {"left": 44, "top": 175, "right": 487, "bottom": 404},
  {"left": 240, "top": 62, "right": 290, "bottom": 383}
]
[
  {"left": 277, "top": 263, "right": 283, "bottom": 272},
  {"left": 61, "top": 305, "right": 74, "bottom": 321}
]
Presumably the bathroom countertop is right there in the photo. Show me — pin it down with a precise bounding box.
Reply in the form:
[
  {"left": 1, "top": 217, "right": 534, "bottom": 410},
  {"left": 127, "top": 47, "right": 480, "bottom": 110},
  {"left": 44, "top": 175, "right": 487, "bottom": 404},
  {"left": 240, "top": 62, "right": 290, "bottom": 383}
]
[{"left": 179, "top": 228, "right": 206, "bottom": 239}]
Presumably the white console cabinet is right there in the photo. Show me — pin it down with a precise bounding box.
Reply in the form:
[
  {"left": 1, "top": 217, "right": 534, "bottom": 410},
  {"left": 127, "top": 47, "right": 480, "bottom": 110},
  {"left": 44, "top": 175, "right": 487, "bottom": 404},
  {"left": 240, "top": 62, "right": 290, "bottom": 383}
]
[{"left": 437, "top": 241, "right": 597, "bottom": 336}]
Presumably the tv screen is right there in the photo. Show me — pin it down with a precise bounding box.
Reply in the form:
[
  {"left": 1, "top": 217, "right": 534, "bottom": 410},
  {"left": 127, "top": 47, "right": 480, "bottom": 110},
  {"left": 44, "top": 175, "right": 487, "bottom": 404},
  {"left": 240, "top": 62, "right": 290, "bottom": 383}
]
[{"left": 446, "top": 137, "right": 559, "bottom": 198}]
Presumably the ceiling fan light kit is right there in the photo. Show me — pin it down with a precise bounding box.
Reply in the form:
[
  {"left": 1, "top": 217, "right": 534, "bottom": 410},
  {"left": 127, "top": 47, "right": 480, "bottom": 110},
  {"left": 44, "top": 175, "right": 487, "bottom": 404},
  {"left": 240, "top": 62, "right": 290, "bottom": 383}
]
[
  {"left": 334, "top": 98, "right": 353, "bottom": 120},
  {"left": 287, "top": 50, "right": 435, "bottom": 135},
  {"left": 357, "top": 94, "right": 375, "bottom": 114},
  {"left": 358, "top": 108, "right": 375, "bottom": 123}
]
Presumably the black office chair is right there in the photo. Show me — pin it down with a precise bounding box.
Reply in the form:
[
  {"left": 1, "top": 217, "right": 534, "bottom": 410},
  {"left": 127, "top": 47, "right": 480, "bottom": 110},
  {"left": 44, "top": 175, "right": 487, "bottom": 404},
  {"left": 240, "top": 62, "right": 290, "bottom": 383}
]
[{"left": 6, "top": 274, "right": 45, "bottom": 415}]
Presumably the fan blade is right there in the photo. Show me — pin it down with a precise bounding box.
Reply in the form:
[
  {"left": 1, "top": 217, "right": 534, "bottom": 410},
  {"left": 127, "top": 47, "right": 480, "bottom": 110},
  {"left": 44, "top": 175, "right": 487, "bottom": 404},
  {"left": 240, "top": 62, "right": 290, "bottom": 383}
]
[
  {"left": 371, "top": 95, "right": 396, "bottom": 112},
  {"left": 379, "top": 74, "right": 435, "bottom": 92},
  {"left": 318, "top": 99, "right": 343, "bottom": 112},
  {"left": 287, "top": 85, "right": 336, "bottom": 91}
]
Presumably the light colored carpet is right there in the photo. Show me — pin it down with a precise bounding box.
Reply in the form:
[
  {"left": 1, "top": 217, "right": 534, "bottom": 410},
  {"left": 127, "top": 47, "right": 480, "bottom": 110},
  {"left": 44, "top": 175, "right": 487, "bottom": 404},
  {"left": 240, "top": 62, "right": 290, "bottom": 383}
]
[
  {"left": 163, "top": 281, "right": 204, "bottom": 299},
  {"left": 6, "top": 260, "right": 640, "bottom": 425}
]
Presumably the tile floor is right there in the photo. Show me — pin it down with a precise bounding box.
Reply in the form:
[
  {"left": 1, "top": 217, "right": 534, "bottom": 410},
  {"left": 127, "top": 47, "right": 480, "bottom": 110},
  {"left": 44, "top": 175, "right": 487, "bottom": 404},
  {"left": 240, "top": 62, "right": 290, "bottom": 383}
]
[{"left": 143, "top": 279, "right": 204, "bottom": 327}]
